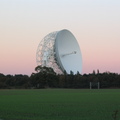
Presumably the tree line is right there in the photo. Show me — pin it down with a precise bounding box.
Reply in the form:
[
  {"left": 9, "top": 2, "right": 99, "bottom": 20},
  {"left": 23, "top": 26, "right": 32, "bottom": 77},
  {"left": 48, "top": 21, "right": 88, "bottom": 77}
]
[{"left": 0, "top": 66, "right": 120, "bottom": 89}]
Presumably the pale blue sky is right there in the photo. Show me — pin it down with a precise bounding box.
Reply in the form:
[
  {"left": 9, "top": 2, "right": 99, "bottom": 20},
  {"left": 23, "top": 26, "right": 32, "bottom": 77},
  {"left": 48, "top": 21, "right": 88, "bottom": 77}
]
[{"left": 0, "top": 0, "right": 120, "bottom": 75}]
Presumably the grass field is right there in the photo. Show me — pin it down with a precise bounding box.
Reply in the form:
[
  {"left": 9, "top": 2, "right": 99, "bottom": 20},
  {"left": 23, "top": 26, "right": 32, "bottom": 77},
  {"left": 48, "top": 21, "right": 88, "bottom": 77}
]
[{"left": 0, "top": 89, "right": 120, "bottom": 120}]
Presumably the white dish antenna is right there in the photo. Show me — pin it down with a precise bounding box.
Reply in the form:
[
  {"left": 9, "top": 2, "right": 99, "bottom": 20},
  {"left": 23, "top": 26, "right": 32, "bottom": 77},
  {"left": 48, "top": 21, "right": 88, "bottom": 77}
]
[{"left": 36, "top": 29, "right": 82, "bottom": 74}]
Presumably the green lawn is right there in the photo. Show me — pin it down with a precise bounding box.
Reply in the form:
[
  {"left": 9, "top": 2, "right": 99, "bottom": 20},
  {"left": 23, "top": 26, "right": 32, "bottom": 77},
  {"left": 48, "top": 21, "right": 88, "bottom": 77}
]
[{"left": 0, "top": 89, "right": 120, "bottom": 120}]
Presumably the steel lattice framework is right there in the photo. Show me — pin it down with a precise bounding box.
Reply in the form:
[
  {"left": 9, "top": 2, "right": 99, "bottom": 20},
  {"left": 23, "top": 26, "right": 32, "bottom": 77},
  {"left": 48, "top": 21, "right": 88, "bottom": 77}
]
[{"left": 36, "top": 31, "right": 63, "bottom": 74}]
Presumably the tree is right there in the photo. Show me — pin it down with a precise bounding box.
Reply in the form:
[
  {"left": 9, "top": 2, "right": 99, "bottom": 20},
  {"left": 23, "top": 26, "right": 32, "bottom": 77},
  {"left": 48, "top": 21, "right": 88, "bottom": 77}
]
[
  {"left": 31, "top": 66, "right": 58, "bottom": 88},
  {"left": 35, "top": 66, "right": 56, "bottom": 75}
]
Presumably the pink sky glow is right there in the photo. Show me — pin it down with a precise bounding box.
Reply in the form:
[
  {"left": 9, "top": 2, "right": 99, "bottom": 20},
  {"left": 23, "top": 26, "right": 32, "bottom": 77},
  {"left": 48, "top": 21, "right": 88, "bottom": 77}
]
[{"left": 0, "top": 0, "right": 120, "bottom": 75}]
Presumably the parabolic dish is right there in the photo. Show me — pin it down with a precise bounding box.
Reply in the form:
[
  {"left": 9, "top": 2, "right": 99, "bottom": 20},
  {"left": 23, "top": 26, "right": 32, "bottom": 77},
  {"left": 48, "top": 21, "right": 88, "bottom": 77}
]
[{"left": 36, "top": 29, "right": 82, "bottom": 74}]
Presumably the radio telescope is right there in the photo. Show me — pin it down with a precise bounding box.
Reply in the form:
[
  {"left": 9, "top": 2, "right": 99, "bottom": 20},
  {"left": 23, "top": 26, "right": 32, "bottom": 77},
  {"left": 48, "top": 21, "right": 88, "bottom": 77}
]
[{"left": 36, "top": 29, "right": 82, "bottom": 74}]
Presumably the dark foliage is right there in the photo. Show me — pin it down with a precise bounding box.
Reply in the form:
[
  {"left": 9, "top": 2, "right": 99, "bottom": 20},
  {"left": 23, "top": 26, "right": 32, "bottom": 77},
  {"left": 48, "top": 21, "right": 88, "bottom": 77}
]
[{"left": 0, "top": 67, "right": 120, "bottom": 89}]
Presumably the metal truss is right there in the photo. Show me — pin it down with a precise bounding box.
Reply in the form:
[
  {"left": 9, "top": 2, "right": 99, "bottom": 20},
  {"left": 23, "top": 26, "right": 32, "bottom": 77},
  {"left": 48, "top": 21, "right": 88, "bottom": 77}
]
[{"left": 36, "top": 31, "right": 63, "bottom": 74}]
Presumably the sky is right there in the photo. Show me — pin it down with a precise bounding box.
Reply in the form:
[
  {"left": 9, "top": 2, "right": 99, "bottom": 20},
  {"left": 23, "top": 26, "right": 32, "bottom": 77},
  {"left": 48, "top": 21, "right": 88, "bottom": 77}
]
[{"left": 0, "top": 0, "right": 120, "bottom": 75}]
